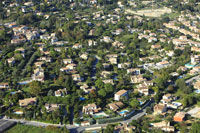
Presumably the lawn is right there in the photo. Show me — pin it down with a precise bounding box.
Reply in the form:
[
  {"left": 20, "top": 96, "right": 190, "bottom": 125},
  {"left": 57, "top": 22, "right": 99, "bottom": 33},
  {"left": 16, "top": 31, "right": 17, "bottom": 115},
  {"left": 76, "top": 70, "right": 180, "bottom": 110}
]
[{"left": 5, "top": 124, "right": 58, "bottom": 133}]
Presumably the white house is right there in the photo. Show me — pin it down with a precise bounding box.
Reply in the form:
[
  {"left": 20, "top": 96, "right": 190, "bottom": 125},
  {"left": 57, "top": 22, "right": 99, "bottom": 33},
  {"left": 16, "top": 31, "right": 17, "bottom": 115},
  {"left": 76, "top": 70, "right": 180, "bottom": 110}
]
[{"left": 114, "top": 90, "right": 128, "bottom": 101}]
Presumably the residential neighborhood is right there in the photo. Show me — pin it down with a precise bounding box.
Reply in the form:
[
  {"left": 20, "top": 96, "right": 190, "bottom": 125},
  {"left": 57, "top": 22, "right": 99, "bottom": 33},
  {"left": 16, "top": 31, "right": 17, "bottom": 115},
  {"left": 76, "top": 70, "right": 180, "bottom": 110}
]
[{"left": 0, "top": 0, "right": 200, "bottom": 132}]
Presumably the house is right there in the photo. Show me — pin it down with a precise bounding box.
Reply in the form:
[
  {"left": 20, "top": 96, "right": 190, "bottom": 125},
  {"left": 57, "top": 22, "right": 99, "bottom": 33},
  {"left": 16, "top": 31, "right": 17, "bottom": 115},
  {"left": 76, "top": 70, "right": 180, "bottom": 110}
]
[
  {"left": 0, "top": 82, "right": 9, "bottom": 89},
  {"left": 72, "top": 43, "right": 82, "bottom": 49},
  {"left": 130, "top": 75, "right": 146, "bottom": 84},
  {"left": 45, "top": 103, "right": 60, "bottom": 112},
  {"left": 113, "top": 29, "right": 123, "bottom": 35},
  {"left": 191, "top": 46, "right": 200, "bottom": 52},
  {"left": 25, "top": 30, "right": 39, "bottom": 41},
  {"left": 152, "top": 121, "right": 175, "bottom": 132},
  {"left": 60, "top": 63, "right": 77, "bottom": 72},
  {"left": 114, "top": 123, "right": 136, "bottom": 132},
  {"left": 112, "top": 41, "right": 124, "bottom": 48},
  {"left": 143, "top": 80, "right": 154, "bottom": 86},
  {"left": 103, "top": 63, "right": 110, "bottom": 69},
  {"left": 137, "top": 86, "right": 149, "bottom": 96},
  {"left": 153, "top": 104, "right": 167, "bottom": 115},
  {"left": 156, "top": 61, "right": 170, "bottom": 69},
  {"left": 82, "top": 103, "right": 101, "bottom": 115},
  {"left": 19, "top": 97, "right": 37, "bottom": 107},
  {"left": 102, "top": 79, "right": 114, "bottom": 85},
  {"left": 72, "top": 74, "right": 83, "bottom": 82},
  {"left": 163, "top": 93, "right": 173, "bottom": 100},
  {"left": 109, "top": 57, "right": 117, "bottom": 64},
  {"left": 194, "top": 81, "right": 200, "bottom": 89},
  {"left": 55, "top": 88, "right": 67, "bottom": 97},
  {"left": 114, "top": 90, "right": 128, "bottom": 101},
  {"left": 101, "top": 71, "right": 111, "bottom": 78},
  {"left": 88, "top": 40, "right": 97, "bottom": 46},
  {"left": 152, "top": 121, "right": 169, "bottom": 128},
  {"left": 32, "top": 68, "right": 45, "bottom": 82},
  {"left": 63, "top": 59, "right": 73, "bottom": 64},
  {"left": 174, "top": 112, "right": 186, "bottom": 122},
  {"left": 127, "top": 68, "right": 140, "bottom": 75},
  {"left": 80, "top": 85, "right": 96, "bottom": 94},
  {"left": 108, "top": 102, "right": 124, "bottom": 111},
  {"left": 40, "top": 34, "right": 50, "bottom": 40},
  {"left": 80, "top": 53, "right": 88, "bottom": 60},
  {"left": 81, "top": 121, "right": 90, "bottom": 126},
  {"left": 89, "top": 29, "right": 95, "bottom": 36},
  {"left": 7, "top": 57, "right": 15, "bottom": 65},
  {"left": 37, "top": 57, "right": 51, "bottom": 63},
  {"left": 34, "top": 62, "right": 44, "bottom": 67},
  {"left": 161, "top": 94, "right": 174, "bottom": 104},
  {"left": 161, "top": 94, "right": 174, "bottom": 106},
  {"left": 191, "top": 55, "right": 200, "bottom": 65},
  {"left": 118, "top": 63, "right": 131, "bottom": 69},
  {"left": 102, "top": 36, "right": 113, "bottom": 43},
  {"left": 151, "top": 44, "right": 161, "bottom": 49}
]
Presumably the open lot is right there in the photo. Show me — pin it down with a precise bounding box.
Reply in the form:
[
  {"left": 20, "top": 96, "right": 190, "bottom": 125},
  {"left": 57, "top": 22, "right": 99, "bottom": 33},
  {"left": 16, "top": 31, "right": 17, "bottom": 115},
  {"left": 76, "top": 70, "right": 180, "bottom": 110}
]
[
  {"left": 5, "top": 124, "right": 58, "bottom": 133},
  {"left": 125, "top": 7, "right": 172, "bottom": 17}
]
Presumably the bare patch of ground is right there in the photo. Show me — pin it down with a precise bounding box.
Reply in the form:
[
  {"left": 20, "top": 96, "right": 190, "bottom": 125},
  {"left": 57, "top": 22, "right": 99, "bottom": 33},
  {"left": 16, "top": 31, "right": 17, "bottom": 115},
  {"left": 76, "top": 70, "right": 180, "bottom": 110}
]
[{"left": 125, "top": 7, "right": 172, "bottom": 17}]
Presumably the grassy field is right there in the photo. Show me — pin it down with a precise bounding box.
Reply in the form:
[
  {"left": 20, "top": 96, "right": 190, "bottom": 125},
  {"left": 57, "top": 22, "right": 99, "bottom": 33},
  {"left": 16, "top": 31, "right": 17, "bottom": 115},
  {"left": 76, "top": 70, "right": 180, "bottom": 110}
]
[
  {"left": 162, "top": 12, "right": 180, "bottom": 19},
  {"left": 5, "top": 124, "right": 58, "bottom": 133}
]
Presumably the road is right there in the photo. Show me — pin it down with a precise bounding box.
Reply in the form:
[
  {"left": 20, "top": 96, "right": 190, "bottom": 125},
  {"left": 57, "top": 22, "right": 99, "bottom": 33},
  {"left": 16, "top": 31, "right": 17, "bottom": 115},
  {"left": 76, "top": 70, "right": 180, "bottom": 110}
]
[
  {"left": 3, "top": 99, "right": 153, "bottom": 132},
  {"left": 185, "top": 75, "right": 200, "bottom": 85}
]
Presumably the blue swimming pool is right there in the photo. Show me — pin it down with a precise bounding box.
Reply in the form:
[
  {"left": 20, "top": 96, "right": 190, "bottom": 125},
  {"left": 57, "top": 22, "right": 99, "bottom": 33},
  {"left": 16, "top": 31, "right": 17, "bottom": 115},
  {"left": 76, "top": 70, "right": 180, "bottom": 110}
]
[
  {"left": 195, "top": 90, "right": 200, "bottom": 94},
  {"left": 119, "top": 110, "right": 129, "bottom": 115},
  {"left": 79, "top": 97, "right": 86, "bottom": 101}
]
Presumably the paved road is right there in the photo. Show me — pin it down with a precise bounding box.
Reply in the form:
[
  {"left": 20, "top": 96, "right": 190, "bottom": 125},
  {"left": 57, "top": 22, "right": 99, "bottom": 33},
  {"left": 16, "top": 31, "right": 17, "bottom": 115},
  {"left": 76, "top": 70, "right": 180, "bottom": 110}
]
[
  {"left": 3, "top": 99, "right": 153, "bottom": 132},
  {"left": 185, "top": 75, "right": 200, "bottom": 84}
]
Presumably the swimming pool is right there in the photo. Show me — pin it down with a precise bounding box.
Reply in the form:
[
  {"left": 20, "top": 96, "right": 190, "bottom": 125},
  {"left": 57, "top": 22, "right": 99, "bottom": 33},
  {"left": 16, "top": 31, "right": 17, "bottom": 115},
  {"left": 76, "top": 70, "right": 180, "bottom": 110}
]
[
  {"left": 79, "top": 97, "right": 86, "bottom": 101},
  {"left": 195, "top": 90, "right": 200, "bottom": 94},
  {"left": 93, "top": 115, "right": 105, "bottom": 118},
  {"left": 14, "top": 111, "right": 23, "bottom": 115},
  {"left": 139, "top": 101, "right": 144, "bottom": 105},
  {"left": 93, "top": 112, "right": 109, "bottom": 118},
  {"left": 119, "top": 110, "right": 129, "bottom": 115}
]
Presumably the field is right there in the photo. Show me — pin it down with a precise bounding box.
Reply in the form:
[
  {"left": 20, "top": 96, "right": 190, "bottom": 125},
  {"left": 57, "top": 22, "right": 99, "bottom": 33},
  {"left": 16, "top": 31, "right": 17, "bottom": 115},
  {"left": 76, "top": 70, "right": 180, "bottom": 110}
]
[
  {"left": 125, "top": 7, "right": 172, "bottom": 17},
  {"left": 5, "top": 124, "right": 58, "bottom": 133}
]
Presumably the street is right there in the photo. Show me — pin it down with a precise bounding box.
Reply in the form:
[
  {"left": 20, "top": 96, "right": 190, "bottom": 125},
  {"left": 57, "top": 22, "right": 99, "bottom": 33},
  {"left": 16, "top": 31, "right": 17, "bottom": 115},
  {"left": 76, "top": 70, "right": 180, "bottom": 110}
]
[{"left": 3, "top": 99, "right": 153, "bottom": 133}]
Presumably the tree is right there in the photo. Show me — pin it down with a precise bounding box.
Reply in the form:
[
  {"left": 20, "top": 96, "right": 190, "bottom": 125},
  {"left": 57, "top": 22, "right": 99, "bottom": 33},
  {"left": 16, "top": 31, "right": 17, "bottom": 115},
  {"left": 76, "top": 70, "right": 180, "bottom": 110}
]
[
  {"left": 47, "top": 90, "right": 54, "bottom": 96},
  {"left": 0, "top": 29, "right": 6, "bottom": 41},
  {"left": 62, "top": 126, "right": 70, "bottom": 133},
  {"left": 167, "top": 85, "right": 174, "bottom": 93},
  {"left": 174, "top": 49, "right": 182, "bottom": 56},
  {"left": 130, "top": 98, "right": 140, "bottom": 109},
  {"left": 190, "top": 121, "right": 200, "bottom": 133},
  {"left": 105, "top": 124, "right": 114, "bottom": 133},
  {"left": 98, "top": 89, "right": 107, "bottom": 97},
  {"left": 0, "top": 90, "right": 5, "bottom": 98},
  {"left": 180, "top": 122, "right": 188, "bottom": 133},
  {"left": 163, "top": 16, "right": 170, "bottom": 23},
  {"left": 104, "top": 83, "right": 114, "bottom": 93},
  {"left": 29, "top": 81, "right": 42, "bottom": 96},
  {"left": 95, "top": 79, "right": 104, "bottom": 89}
]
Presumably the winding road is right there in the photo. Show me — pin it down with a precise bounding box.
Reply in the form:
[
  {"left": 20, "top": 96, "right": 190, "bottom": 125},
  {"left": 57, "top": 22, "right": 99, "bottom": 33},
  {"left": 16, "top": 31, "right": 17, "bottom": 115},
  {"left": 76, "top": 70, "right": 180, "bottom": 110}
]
[{"left": 3, "top": 99, "right": 153, "bottom": 132}]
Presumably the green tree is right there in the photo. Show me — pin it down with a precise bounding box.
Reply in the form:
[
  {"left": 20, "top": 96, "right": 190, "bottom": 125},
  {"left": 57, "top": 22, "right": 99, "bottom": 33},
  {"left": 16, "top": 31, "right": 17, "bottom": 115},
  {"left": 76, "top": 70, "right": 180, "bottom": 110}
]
[
  {"left": 105, "top": 124, "right": 114, "bottom": 133},
  {"left": 190, "top": 121, "right": 200, "bottom": 133},
  {"left": 95, "top": 79, "right": 104, "bottom": 89},
  {"left": 104, "top": 83, "right": 114, "bottom": 93},
  {"left": 130, "top": 98, "right": 140, "bottom": 109},
  {"left": 98, "top": 89, "right": 107, "bottom": 97},
  {"left": 29, "top": 81, "right": 42, "bottom": 96}
]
